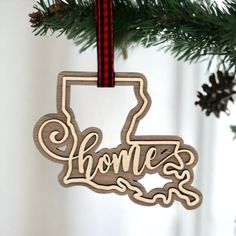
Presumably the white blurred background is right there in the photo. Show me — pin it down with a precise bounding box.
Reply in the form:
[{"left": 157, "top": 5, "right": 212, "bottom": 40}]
[{"left": 1, "top": 1, "right": 236, "bottom": 236}]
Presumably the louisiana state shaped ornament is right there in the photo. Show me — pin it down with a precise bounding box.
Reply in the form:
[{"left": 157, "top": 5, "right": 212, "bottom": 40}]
[{"left": 34, "top": 72, "right": 202, "bottom": 209}]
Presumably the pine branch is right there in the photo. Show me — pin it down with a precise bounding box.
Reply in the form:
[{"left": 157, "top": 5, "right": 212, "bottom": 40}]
[
  {"left": 29, "top": 0, "right": 236, "bottom": 69},
  {"left": 231, "top": 125, "right": 236, "bottom": 139}
]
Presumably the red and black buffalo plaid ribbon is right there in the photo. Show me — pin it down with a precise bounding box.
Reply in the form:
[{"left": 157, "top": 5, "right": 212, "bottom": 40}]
[{"left": 95, "top": 0, "right": 115, "bottom": 87}]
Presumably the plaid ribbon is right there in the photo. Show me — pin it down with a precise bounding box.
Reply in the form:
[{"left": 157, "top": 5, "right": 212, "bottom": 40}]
[{"left": 95, "top": 0, "right": 115, "bottom": 87}]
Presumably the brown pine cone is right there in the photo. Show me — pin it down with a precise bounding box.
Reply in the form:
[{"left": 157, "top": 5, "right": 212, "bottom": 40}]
[{"left": 195, "top": 71, "right": 236, "bottom": 118}]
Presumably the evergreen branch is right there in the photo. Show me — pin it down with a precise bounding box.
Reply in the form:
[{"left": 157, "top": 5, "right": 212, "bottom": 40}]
[
  {"left": 230, "top": 125, "right": 236, "bottom": 139},
  {"left": 29, "top": 0, "right": 236, "bottom": 69}
]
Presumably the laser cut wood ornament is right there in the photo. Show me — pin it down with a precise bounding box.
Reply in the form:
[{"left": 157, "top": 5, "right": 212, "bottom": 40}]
[{"left": 34, "top": 72, "right": 202, "bottom": 209}]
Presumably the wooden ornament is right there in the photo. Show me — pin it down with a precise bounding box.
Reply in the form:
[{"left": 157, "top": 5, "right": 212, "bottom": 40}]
[{"left": 34, "top": 72, "right": 202, "bottom": 209}]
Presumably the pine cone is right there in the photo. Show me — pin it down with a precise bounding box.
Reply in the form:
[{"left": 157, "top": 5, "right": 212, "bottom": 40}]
[
  {"left": 29, "top": 1, "right": 66, "bottom": 27},
  {"left": 195, "top": 71, "right": 236, "bottom": 118},
  {"left": 29, "top": 12, "right": 44, "bottom": 26}
]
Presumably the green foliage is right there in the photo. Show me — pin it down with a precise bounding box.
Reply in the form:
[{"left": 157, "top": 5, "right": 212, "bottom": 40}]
[
  {"left": 230, "top": 125, "right": 236, "bottom": 139},
  {"left": 31, "top": 0, "right": 236, "bottom": 71}
]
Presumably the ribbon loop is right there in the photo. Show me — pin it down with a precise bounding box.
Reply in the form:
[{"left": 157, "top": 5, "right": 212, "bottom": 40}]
[{"left": 96, "top": 0, "right": 115, "bottom": 87}]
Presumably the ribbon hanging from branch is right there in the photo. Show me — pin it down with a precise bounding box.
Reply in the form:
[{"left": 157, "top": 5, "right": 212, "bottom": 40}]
[{"left": 95, "top": 0, "right": 115, "bottom": 87}]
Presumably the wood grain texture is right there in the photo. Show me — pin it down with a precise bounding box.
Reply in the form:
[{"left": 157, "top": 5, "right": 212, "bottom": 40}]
[{"left": 33, "top": 72, "right": 202, "bottom": 209}]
